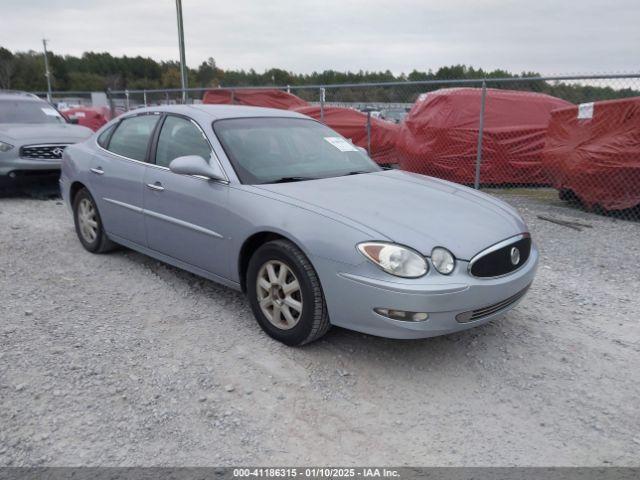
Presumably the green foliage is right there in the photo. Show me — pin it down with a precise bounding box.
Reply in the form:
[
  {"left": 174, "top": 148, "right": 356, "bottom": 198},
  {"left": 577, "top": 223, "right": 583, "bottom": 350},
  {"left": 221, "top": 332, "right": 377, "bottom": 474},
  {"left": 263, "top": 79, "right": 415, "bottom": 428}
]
[{"left": 0, "top": 46, "right": 637, "bottom": 104}]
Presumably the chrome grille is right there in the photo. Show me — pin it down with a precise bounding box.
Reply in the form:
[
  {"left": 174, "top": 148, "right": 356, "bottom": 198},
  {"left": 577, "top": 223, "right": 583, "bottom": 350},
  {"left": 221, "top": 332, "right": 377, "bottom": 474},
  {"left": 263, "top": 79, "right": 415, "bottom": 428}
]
[
  {"left": 469, "top": 234, "right": 532, "bottom": 278},
  {"left": 456, "top": 284, "right": 531, "bottom": 323},
  {"left": 20, "top": 144, "right": 69, "bottom": 160}
]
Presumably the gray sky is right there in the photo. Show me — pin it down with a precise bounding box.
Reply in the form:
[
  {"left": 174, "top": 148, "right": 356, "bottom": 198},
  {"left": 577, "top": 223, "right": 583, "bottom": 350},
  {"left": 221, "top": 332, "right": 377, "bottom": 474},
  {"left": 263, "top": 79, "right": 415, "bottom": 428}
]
[{"left": 2, "top": 0, "right": 639, "bottom": 75}]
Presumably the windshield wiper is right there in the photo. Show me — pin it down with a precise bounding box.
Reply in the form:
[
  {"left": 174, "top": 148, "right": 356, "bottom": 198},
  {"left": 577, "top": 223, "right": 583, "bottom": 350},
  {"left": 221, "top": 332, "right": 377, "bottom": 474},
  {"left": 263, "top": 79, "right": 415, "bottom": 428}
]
[
  {"left": 268, "top": 176, "right": 318, "bottom": 184},
  {"left": 342, "top": 170, "right": 372, "bottom": 176}
]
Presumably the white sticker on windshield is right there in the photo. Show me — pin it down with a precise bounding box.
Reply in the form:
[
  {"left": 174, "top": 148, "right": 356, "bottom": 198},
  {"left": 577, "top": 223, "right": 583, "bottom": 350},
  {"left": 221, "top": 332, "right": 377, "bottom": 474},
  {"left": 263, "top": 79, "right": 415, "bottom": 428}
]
[
  {"left": 324, "top": 136, "right": 358, "bottom": 152},
  {"left": 577, "top": 102, "right": 594, "bottom": 119},
  {"left": 42, "top": 107, "right": 61, "bottom": 117}
]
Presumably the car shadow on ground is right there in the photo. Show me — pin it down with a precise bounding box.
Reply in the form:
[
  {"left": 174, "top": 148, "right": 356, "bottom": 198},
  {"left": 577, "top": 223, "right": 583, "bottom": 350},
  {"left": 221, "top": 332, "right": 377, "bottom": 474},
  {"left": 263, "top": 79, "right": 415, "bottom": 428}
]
[
  {"left": 0, "top": 175, "right": 61, "bottom": 200},
  {"left": 111, "top": 244, "right": 507, "bottom": 361}
]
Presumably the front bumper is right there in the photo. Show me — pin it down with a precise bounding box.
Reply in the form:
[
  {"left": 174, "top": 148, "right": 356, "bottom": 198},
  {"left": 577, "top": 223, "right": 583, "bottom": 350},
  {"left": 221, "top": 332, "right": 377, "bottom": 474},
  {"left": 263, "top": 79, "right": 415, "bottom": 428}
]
[
  {"left": 0, "top": 153, "right": 61, "bottom": 176},
  {"left": 314, "top": 243, "right": 539, "bottom": 339}
]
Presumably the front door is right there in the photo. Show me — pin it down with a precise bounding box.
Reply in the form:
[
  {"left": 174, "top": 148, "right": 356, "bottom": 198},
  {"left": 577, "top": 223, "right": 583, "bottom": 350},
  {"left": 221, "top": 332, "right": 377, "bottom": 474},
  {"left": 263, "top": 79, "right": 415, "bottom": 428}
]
[{"left": 142, "top": 114, "right": 230, "bottom": 279}]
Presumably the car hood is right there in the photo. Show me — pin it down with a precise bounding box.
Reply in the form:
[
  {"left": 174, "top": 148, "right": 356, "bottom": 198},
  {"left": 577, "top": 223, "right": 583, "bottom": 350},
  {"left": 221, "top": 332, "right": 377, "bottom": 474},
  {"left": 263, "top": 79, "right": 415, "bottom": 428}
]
[
  {"left": 0, "top": 123, "right": 93, "bottom": 143},
  {"left": 255, "top": 170, "right": 528, "bottom": 260}
]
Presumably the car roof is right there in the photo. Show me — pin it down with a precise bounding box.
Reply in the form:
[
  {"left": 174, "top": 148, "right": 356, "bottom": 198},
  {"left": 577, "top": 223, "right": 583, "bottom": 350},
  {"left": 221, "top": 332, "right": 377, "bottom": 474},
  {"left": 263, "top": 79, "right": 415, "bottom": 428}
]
[
  {"left": 0, "top": 91, "right": 43, "bottom": 102},
  {"left": 129, "top": 104, "right": 308, "bottom": 121}
]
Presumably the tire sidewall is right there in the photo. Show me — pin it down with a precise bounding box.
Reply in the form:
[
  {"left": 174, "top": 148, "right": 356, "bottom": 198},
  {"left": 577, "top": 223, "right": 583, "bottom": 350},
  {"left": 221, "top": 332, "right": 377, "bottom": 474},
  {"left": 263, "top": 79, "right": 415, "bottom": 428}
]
[
  {"left": 247, "top": 243, "right": 320, "bottom": 346},
  {"left": 73, "top": 189, "right": 104, "bottom": 253}
]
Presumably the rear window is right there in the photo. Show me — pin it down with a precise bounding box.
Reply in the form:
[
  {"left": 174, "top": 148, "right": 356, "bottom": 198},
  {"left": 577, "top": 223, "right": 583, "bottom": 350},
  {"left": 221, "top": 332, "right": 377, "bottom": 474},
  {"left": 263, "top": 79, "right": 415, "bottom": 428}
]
[
  {"left": 97, "top": 124, "right": 116, "bottom": 148},
  {"left": 106, "top": 114, "right": 159, "bottom": 161},
  {"left": 0, "top": 99, "right": 66, "bottom": 124}
]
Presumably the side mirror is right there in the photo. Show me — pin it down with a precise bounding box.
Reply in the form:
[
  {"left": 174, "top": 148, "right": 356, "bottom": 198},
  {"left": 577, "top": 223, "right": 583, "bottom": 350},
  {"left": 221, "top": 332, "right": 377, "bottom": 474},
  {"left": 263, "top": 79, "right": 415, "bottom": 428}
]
[
  {"left": 169, "top": 155, "right": 226, "bottom": 181},
  {"left": 68, "top": 117, "right": 79, "bottom": 124}
]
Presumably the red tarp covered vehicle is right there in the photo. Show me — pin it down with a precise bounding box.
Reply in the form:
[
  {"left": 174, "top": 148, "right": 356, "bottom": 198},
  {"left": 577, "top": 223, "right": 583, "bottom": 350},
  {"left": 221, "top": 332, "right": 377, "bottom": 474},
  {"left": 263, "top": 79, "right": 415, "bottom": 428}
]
[
  {"left": 396, "top": 88, "right": 573, "bottom": 184},
  {"left": 542, "top": 97, "right": 640, "bottom": 211},
  {"left": 202, "top": 89, "right": 309, "bottom": 110},
  {"left": 61, "top": 106, "right": 111, "bottom": 132},
  {"left": 294, "top": 106, "right": 400, "bottom": 165}
]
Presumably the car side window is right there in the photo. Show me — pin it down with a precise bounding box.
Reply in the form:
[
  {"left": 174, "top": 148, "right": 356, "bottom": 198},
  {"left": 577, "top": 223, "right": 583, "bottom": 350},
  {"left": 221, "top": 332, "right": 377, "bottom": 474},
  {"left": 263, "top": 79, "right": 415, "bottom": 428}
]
[
  {"left": 107, "top": 114, "right": 159, "bottom": 161},
  {"left": 155, "top": 115, "right": 212, "bottom": 168},
  {"left": 97, "top": 124, "right": 116, "bottom": 148}
]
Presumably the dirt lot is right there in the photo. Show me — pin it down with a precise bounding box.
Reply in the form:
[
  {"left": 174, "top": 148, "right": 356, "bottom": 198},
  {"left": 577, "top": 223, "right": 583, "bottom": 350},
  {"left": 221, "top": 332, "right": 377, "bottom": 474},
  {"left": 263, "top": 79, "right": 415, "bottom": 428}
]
[{"left": 1, "top": 182, "right": 639, "bottom": 466}]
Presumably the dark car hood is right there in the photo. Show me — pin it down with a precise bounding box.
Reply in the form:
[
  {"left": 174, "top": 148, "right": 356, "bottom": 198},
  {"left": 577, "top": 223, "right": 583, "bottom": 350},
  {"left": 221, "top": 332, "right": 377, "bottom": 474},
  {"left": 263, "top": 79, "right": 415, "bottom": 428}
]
[
  {"left": 255, "top": 170, "right": 527, "bottom": 260},
  {"left": 0, "top": 123, "right": 93, "bottom": 142}
]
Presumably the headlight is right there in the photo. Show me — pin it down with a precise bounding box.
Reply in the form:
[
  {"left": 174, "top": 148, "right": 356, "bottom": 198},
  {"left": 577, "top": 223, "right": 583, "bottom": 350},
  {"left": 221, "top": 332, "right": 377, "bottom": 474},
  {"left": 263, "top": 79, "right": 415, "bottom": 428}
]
[
  {"left": 0, "top": 141, "right": 14, "bottom": 152},
  {"left": 431, "top": 247, "right": 456, "bottom": 275},
  {"left": 357, "top": 242, "right": 428, "bottom": 278}
]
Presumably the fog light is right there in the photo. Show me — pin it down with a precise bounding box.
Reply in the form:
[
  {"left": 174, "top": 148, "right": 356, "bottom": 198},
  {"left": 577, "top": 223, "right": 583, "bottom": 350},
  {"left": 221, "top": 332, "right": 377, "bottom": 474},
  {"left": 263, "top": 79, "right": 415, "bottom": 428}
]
[{"left": 374, "top": 308, "right": 429, "bottom": 322}]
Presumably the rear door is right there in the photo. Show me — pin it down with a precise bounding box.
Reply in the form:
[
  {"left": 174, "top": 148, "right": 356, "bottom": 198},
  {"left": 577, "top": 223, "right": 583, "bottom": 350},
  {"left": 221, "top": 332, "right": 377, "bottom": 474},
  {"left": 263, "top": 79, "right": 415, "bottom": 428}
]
[
  {"left": 142, "top": 114, "right": 231, "bottom": 278},
  {"left": 89, "top": 113, "right": 160, "bottom": 246}
]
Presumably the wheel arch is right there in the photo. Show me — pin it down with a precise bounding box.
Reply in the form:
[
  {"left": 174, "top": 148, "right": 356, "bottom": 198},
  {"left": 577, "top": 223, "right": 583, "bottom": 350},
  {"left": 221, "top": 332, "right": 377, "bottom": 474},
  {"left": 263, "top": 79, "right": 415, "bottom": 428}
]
[
  {"left": 238, "top": 231, "right": 303, "bottom": 293},
  {"left": 69, "top": 180, "right": 87, "bottom": 203}
]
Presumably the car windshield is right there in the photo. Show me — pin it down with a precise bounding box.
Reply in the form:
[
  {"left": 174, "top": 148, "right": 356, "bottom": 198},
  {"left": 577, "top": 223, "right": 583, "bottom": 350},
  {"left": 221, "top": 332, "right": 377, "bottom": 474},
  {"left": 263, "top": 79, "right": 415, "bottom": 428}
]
[
  {"left": 213, "top": 117, "right": 381, "bottom": 184},
  {"left": 0, "top": 99, "right": 66, "bottom": 124}
]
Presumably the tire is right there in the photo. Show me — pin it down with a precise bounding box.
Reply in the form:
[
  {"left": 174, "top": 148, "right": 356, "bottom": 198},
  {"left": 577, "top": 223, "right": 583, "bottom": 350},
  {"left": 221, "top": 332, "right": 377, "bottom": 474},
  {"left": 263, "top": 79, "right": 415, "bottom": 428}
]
[
  {"left": 72, "top": 187, "right": 116, "bottom": 253},
  {"left": 246, "top": 239, "right": 330, "bottom": 346}
]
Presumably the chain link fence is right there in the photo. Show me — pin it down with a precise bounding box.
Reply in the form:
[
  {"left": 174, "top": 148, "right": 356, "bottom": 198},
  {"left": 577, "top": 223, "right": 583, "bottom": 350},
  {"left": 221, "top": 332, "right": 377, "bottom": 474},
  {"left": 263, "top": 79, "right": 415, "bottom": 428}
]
[{"left": 37, "top": 74, "right": 640, "bottom": 220}]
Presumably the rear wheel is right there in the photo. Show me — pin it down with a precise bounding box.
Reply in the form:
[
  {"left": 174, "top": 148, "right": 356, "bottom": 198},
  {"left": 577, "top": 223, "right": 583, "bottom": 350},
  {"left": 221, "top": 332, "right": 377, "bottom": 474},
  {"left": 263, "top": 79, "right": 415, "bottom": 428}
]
[
  {"left": 247, "top": 240, "right": 330, "bottom": 346},
  {"left": 73, "top": 188, "right": 116, "bottom": 253}
]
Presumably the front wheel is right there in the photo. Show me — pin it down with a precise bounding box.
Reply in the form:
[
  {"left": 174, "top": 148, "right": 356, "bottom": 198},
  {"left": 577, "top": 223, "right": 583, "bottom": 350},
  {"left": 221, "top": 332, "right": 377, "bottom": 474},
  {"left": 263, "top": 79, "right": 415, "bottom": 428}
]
[
  {"left": 73, "top": 188, "right": 116, "bottom": 253},
  {"left": 247, "top": 240, "right": 330, "bottom": 346}
]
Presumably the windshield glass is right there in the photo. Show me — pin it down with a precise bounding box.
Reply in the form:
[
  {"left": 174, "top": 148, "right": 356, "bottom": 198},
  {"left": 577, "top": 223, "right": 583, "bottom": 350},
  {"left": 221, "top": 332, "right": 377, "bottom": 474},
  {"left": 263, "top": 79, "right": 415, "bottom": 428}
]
[
  {"left": 0, "top": 99, "right": 66, "bottom": 124},
  {"left": 213, "top": 117, "right": 381, "bottom": 184}
]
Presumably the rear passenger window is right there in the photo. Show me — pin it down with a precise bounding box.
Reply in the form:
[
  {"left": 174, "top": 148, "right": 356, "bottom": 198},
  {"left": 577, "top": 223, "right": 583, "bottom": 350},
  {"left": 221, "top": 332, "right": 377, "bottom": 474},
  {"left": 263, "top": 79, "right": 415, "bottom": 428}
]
[
  {"left": 97, "top": 124, "right": 116, "bottom": 148},
  {"left": 155, "top": 115, "right": 212, "bottom": 168},
  {"left": 107, "top": 114, "right": 159, "bottom": 161}
]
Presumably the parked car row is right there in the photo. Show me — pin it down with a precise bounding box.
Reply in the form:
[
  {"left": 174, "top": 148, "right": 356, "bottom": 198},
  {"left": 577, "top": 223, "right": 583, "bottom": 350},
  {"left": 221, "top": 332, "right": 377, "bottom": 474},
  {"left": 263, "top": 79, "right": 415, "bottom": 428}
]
[{"left": 201, "top": 87, "right": 638, "bottom": 213}]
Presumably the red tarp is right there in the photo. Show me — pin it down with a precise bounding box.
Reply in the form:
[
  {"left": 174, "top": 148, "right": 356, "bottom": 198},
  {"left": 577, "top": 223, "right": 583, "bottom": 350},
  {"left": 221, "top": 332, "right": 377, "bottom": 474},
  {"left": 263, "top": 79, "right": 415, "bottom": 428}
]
[
  {"left": 542, "top": 97, "right": 640, "bottom": 211},
  {"left": 294, "top": 106, "right": 400, "bottom": 165},
  {"left": 61, "top": 106, "right": 111, "bottom": 131},
  {"left": 202, "top": 89, "right": 309, "bottom": 110},
  {"left": 396, "top": 88, "right": 573, "bottom": 184}
]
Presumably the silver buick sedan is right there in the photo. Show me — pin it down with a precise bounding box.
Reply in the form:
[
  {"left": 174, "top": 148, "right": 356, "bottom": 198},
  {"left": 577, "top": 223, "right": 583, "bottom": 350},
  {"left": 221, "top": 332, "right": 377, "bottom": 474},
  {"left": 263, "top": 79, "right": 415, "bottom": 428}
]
[{"left": 60, "top": 105, "right": 538, "bottom": 346}]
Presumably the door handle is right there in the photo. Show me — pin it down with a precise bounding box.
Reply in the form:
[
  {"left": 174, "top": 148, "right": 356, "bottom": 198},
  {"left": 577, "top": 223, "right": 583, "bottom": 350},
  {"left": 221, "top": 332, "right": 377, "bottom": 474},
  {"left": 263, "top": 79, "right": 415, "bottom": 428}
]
[
  {"left": 146, "top": 183, "right": 164, "bottom": 192},
  {"left": 90, "top": 167, "right": 104, "bottom": 175}
]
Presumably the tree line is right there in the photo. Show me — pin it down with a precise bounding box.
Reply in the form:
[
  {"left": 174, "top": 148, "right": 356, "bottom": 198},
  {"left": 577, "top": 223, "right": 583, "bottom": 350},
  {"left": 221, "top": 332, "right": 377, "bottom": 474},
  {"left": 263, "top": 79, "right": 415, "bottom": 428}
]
[{"left": 0, "top": 46, "right": 637, "bottom": 105}]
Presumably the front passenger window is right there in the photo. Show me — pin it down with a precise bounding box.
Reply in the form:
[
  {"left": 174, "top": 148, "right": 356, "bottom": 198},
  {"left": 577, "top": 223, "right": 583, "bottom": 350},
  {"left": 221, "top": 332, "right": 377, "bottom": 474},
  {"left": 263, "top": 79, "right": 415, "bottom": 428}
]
[
  {"left": 155, "top": 116, "right": 212, "bottom": 168},
  {"left": 107, "top": 114, "right": 159, "bottom": 161}
]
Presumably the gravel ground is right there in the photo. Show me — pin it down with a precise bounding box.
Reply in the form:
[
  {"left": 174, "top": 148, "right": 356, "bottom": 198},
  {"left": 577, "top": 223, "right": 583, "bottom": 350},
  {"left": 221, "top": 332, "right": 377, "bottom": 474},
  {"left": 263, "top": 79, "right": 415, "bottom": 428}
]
[{"left": 0, "top": 182, "right": 639, "bottom": 466}]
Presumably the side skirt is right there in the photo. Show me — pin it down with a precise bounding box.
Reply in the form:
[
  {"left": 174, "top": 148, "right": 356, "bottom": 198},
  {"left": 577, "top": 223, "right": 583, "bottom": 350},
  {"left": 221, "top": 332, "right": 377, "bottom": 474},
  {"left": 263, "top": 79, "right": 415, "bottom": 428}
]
[{"left": 108, "top": 233, "right": 242, "bottom": 292}]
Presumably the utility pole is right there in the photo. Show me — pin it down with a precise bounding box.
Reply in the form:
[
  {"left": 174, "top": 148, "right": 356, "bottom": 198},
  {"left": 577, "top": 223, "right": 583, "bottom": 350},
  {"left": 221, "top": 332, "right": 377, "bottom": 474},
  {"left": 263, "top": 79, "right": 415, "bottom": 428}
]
[
  {"left": 42, "top": 39, "right": 52, "bottom": 103},
  {"left": 175, "top": 0, "right": 188, "bottom": 103}
]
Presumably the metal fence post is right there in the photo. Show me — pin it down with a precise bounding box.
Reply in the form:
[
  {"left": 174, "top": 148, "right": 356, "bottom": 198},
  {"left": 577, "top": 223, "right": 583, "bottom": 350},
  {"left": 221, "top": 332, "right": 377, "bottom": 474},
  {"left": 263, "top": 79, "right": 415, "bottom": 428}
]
[
  {"left": 165, "top": 91, "right": 170, "bottom": 105},
  {"left": 366, "top": 110, "right": 372, "bottom": 155},
  {"left": 143, "top": 89, "right": 147, "bottom": 106},
  {"left": 319, "top": 87, "right": 325, "bottom": 122},
  {"left": 125, "top": 89, "right": 130, "bottom": 111},
  {"left": 107, "top": 89, "right": 116, "bottom": 119},
  {"left": 474, "top": 80, "right": 487, "bottom": 189}
]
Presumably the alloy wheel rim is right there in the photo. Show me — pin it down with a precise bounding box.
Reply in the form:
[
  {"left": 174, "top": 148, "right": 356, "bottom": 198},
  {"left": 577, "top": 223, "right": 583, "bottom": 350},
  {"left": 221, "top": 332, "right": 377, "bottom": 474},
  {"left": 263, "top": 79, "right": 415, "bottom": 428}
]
[
  {"left": 78, "top": 198, "right": 98, "bottom": 244},
  {"left": 256, "top": 260, "right": 303, "bottom": 330}
]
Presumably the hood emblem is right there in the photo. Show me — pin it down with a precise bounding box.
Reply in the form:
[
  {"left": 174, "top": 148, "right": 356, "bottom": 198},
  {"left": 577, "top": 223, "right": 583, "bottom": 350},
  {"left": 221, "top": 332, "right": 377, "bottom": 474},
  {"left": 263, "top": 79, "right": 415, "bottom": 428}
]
[
  {"left": 510, "top": 247, "right": 520, "bottom": 266},
  {"left": 52, "top": 147, "right": 64, "bottom": 156}
]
